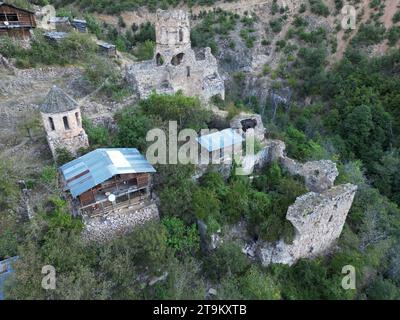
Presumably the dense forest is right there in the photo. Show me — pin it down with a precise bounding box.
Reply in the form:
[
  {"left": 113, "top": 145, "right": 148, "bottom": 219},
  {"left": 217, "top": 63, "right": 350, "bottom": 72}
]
[{"left": 1, "top": 0, "right": 400, "bottom": 299}]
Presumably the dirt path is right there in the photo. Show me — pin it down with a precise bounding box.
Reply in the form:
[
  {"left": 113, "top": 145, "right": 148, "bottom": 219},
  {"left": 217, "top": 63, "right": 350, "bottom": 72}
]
[{"left": 375, "top": 0, "right": 399, "bottom": 54}]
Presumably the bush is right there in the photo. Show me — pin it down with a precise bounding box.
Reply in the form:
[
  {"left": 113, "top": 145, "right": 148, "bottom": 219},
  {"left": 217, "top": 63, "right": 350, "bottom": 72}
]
[
  {"left": 309, "top": 0, "right": 330, "bottom": 17},
  {"left": 203, "top": 242, "right": 250, "bottom": 280},
  {"left": 193, "top": 188, "right": 221, "bottom": 223},
  {"left": 162, "top": 217, "right": 200, "bottom": 255},
  {"left": 393, "top": 11, "right": 400, "bottom": 24},
  {"left": 115, "top": 108, "right": 160, "bottom": 152},
  {"left": 388, "top": 27, "right": 400, "bottom": 46},
  {"left": 352, "top": 23, "right": 386, "bottom": 46},
  {"left": 55, "top": 148, "right": 74, "bottom": 166},
  {"left": 270, "top": 18, "right": 283, "bottom": 33},
  {"left": 139, "top": 92, "right": 212, "bottom": 131},
  {"left": 222, "top": 179, "right": 250, "bottom": 224},
  {"left": 82, "top": 118, "right": 112, "bottom": 147},
  {"left": 134, "top": 40, "right": 154, "bottom": 61}
]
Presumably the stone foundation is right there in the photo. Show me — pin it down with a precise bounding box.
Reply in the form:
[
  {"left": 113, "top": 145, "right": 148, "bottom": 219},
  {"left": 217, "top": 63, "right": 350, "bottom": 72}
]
[{"left": 82, "top": 202, "right": 159, "bottom": 242}]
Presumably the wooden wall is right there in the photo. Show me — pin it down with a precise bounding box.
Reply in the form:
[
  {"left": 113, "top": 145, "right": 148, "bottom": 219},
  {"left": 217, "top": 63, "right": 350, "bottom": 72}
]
[
  {"left": 78, "top": 173, "right": 151, "bottom": 207},
  {"left": 0, "top": 4, "right": 36, "bottom": 38}
]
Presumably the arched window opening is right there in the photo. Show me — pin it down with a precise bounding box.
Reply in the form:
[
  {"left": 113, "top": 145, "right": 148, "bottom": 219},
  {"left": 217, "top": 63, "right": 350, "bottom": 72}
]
[
  {"left": 186, "top": 66, "right": 190, "bottom": 77},
  {"left": 179, "top": 28, "right": 183, "bottom": 42},
  {"left": 171, "top": 52, "right": 184, "bottom": 66},
  {"left": 156, "top": 53, "right": 164, "bottom": 66},
  {"left": 48, "top": 117, "right": 55, "bottom": 131},
  {"left": 75, "top": 112, "right": 80, "bottom": 126},
  {"left": 63, "top": 116, "right": 70, "bottom": 130}
]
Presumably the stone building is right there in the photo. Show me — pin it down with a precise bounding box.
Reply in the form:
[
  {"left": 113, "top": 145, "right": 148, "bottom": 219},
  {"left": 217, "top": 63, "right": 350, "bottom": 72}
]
[
  {"left": 125, "top": 9, "right": 225, "bottom": 102},
  {"left": 40, "top": 85, "right": 89, "bottom": 158}
]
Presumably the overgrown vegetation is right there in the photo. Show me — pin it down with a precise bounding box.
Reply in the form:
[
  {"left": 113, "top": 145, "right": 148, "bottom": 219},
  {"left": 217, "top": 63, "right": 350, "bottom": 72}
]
[{"left": 2, "top": 0, "right": 400, "bottom": 301}]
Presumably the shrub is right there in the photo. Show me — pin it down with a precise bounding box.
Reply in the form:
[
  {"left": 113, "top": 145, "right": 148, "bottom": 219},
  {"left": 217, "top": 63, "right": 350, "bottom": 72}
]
[
  {"left": 162, "top": 217, "right": 200, "bottom": 255},
  {"left": 270, "top": 18, "right": 283, "bottom": 33},
  {"left": 82, "top": 118, "right": 112, "bottom": 147},
  {"left": 393, "top": 11, "right": 400, "bottom": 24},
  {"left": 388, "top": 27, "right": 400, "bottom": 46},
  {"left": 134, "top": 40, "right": 154, "bottom": 60},
  {"left": 193, "top": 188, "right": 221, "bottom": 223},
  {"left": 309, "top": 0, "right": 330, "bottom": 17},
  {"left": 203, "top": 242, "right": 250, "bottom": 280}
]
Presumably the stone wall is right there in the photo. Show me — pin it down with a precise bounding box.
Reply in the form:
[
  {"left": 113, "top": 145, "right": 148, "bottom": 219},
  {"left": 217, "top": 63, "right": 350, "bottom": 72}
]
[
  {"left": 230, "top": 112, "right": 266, "bottom": 142},
  {"left": 82, "top": 202, "right": 159, "bottom": 242},
  {"left": 41, "top": 107, "right": 89, "bottom": 157},
  {"left": 203, "top": 132, "right": 357, "bottom": 266},
  {"left": 257, "top": 183, "right": 357, "bottom": 266}
]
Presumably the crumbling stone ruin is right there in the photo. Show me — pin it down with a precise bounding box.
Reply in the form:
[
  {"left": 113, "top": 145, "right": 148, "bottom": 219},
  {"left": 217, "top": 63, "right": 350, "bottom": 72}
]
[
  {"left": 125, "top": 9, "right": 225, "bottom": 102},
  {"left": 199, "top": 113, "right": 357, "bottom": 265},
  {"left": 40, "top": 85, "right": 89, "bottom": 158},
  {"left": 230, "top": 112, "right": 266, "bottom": 142},
  {"left": 257, "top": 183, "right": 357, "bottom": 266}
]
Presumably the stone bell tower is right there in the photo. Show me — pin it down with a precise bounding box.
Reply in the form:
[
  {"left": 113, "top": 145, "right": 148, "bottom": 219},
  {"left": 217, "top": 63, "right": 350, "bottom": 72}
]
[
  {"left": 155, "top": 9, "right": 191, "bottom": 65},
  {"left": 40, "top": 86, "right": 89, "bottom": 159}
]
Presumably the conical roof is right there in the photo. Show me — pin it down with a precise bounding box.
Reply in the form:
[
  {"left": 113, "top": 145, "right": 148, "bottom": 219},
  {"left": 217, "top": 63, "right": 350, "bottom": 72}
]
[{"left": 39, "top": 86, "right": 78, "bottom": 114}]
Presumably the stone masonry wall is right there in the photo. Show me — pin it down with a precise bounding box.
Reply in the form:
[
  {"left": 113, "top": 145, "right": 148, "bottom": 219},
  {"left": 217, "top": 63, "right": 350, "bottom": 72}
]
[
  {"left": 257, "top": 183, "right": 357, "bottom": 266},
  {"left": 82, "top": 203, "right": 160, "bottom": 242},
  {"left": 125, "top": 9, "right": 225, "bottom": 102},
  {"left": 41, "top": 107, "right": 89, "bottom": 157}
]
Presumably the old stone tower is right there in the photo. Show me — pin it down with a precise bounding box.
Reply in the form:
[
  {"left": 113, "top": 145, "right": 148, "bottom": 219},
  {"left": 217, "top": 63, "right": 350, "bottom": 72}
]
[
  {"left": 155, "top": 9, "right": 191, "bottom": 65},
  {"left": 126, "top": 9, "right": 225, "bottom": 102},
  {"left": 40, "top": 86, "right": 89, "bottom": 158}
]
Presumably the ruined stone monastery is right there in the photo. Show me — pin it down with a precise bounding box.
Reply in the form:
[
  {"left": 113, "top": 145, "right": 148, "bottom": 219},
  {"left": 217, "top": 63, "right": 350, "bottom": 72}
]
[{"left": 125, "top": 9, "right": 225, "bottom": 101}]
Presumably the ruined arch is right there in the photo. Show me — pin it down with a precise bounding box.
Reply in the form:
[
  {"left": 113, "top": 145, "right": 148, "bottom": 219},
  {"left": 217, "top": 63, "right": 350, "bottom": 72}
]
[{"left": 171, "top": 52, "right": 184, "bottom": 66}]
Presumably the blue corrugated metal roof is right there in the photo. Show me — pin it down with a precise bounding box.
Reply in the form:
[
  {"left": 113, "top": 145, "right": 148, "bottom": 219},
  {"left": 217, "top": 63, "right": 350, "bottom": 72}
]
[
  {"left": 0, "top": 256, "right": 18, "bottom": 300},
  {"left": 59, "top": 148, "right": 156, "bottom": 198},
  {"left": 99, "top": 42, "right": 116, "bottom": 49},
  {"left": 196, "top": 128, "right": 244, "bottom": 152}
]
